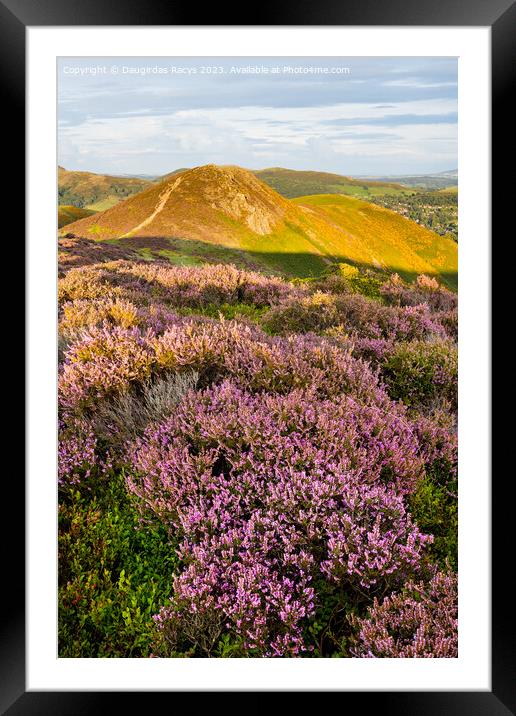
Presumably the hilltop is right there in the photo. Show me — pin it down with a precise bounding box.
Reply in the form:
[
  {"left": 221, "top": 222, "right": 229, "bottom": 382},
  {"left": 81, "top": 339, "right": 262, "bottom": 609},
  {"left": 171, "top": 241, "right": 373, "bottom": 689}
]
[
  {"left": 58, "top": 166, "right": 153, "bottom": 210},
  {"left": 253, "top": 167, "right": 408, "bottom": 199},
  {"left": 61, "top": 164, "right": 457, "bottom": 287}
]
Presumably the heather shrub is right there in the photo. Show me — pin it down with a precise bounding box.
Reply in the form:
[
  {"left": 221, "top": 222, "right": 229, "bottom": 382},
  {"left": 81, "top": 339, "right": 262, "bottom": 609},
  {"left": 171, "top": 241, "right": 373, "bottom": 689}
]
[
  {"left": 59, "top": 325, "right": 155, "bottom": 412},
  {"left": 351, "top": 337, "right": 396, "bottom": 367},
  {"left": 59, "top": 261, "right": 300, "bottom": 311},
  {"left": 381, "top": 274, "right": 458, "bottom": 313},
  {"left": 382, "top": 339, "right": 458, "bottom": 412},
  {"left": 59, "top": 317, "right": 386, "bottom": 414},
  {"left": 334, "top": 295, "right": 446, "bottom": 342},
  {"left": 58, "top": 418, "right": 105, "bottom": 488},
  {"left": 122, "top": 261, "right": 299, "bottom": 308},
  {"left": 154, "top": 321, "right": 384, "bottom": 402},
  {"left": 59, "top": 298, "right": 140, "bottom": 335},
  {"left": 59, "top": 297, "right": 183, "bottom": 341},
  {"left": 58, "top": 263, "right": 145, "bottom": 305},
  {"left": 435, "top": 307, "right": 458, "bottom": 340},
  {"left": 264, "top": 291, "right": 446, "bottom": 344},
  {"left": 126, "top": 382, "right": 432, "bottom": 656},
  {"left": 350, "top": 570, "right": 458, "bottom": 658}
]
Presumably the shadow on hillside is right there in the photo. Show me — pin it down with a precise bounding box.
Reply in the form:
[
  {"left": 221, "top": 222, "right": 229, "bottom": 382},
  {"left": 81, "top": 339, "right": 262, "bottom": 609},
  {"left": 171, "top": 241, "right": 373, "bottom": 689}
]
[{"left": 100, "top": 234, "right": 457, "bottom": 291}]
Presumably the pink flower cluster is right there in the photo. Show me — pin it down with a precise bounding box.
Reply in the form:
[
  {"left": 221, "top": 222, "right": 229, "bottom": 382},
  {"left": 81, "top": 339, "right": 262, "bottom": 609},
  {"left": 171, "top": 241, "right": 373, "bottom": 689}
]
[
  {"left": 58, "top": 418, "right": 103, "bottom": 486},
  {"left": 126, "top": 382, "right": 433, "bottom": 656},
  {"left": 350, "top": 569, "right": 458, "bottom": 657}
]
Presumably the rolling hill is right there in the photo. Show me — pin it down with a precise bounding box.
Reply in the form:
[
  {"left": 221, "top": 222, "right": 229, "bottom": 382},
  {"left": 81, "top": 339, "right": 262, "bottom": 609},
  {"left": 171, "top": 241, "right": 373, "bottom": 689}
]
[
  {"left": 58, "top": 166, "right": 153, "bottom": 210},
  {"left": 253, "top": 168, "right": 409, "bottom": 199},
  {"left": 61, "top": 164, "right": 457, "bottom": 287}
]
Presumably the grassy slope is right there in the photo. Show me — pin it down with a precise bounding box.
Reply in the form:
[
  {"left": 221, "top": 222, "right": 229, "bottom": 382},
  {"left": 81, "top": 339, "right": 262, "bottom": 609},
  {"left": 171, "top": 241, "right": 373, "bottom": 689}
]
[
  {"left": 58, "top": 205, "right": 97, "bottom": 229},
  {"left": 62, "top": 165, "right": 457, "bottom": 287},
  {"left": 254, "top": 168, "right": 409, "bottom": 199},
  {"left": 294, "top": 194, "right": 458, "bottom": 289}
]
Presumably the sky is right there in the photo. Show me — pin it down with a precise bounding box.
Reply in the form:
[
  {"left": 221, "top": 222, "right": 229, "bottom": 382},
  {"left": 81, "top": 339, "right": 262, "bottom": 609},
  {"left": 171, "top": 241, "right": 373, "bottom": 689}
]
[{"left": 58, "top": 56, "right": 458, "bottom": 177}]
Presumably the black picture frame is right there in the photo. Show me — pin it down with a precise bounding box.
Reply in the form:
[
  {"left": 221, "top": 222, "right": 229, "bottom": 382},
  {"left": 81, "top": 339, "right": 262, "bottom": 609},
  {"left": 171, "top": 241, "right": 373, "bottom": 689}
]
[{"left": 6, "top": 0, "right": 510, "bottom": 711}]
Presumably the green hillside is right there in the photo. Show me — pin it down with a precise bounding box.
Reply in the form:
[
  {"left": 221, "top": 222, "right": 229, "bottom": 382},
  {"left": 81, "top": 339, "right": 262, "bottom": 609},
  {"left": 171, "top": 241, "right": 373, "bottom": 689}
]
[
  {"left": 253, "top": 168, "right": 409, "bottom": 199},
  {"left": 58, "top": 166, "right": 153, "bottom": 209}
]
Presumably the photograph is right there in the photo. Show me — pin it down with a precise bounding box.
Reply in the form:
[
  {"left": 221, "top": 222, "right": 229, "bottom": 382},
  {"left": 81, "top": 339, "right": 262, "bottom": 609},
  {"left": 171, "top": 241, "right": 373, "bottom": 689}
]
[{"left": 56, "top": 55, "right": 459, "bottom": 659}]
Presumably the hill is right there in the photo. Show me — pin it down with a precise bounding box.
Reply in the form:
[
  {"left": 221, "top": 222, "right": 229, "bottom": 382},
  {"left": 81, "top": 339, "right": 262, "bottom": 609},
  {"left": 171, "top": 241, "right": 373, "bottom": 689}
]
[
  {"left": 253, "top": 168, "right": 408, "bottom": 199},
  {"left": 58, "top": 166, "right": 153, "bottom": 209},
  {"left": 58, "top": 205, "right": 97, "bottom": 229},
  {"left": 61, "top": 164, "right": 457, "bottom": 287}
]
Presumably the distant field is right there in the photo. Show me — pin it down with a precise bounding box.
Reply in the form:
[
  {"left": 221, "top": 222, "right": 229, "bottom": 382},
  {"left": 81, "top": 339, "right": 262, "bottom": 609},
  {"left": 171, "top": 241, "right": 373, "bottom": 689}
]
[
  {"left": 85, "top": 197, "right": 122, "bottom": 211},
  {"left": 356, "top": 174, "right": 458, "bottom": 190}
]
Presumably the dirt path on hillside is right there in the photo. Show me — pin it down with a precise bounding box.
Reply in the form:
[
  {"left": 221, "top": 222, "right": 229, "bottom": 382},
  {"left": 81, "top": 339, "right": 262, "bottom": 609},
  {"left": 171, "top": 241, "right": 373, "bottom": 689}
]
[{"left": 121, "top": 176, "right": 183, "bottom": 238}]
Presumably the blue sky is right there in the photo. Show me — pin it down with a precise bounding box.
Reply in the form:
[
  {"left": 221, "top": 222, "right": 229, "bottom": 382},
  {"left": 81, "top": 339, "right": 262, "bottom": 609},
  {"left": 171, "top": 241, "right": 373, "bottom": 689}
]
[{"left": 58, "top": 57, "right": 457, "bottom": 177}]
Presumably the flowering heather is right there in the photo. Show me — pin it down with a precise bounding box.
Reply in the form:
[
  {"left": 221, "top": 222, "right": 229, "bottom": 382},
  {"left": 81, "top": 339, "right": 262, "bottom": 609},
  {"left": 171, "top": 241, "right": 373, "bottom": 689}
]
[
  {"left": 350, "top": 570, "right": 458, "bottom": 658},
  {"left": 59, "top": 317, "right": 386, "bottom": 413},
  {"left": 59, "top": 260, "right": 300, "bottom": 310},
  {"left": 59, "top": 298, "right": 140, "bottom": 335},
  {"left": 414, "top": 414, "right": 458, "bottom": 484},
  {"left": 59, "top": 297, "right": 184, "bottom": 341},
  {"left": 127, "top": 382, "right": 433, "bottom": 656},
  {"left": 263, "top": 291, "right": 449, "bottom": 343},
  {"left": 59, "top": 324, "right": 155, "bottom": 412},
  {"left": 381, "top": 274, "right": 458, "bottom": 314},
  {"left": 58, "top": 418, "right": 104, "bottom": 487}
]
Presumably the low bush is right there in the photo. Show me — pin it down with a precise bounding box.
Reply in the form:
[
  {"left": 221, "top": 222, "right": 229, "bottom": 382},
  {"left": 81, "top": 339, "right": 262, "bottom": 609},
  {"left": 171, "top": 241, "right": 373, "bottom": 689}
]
[
  {"left": 59, "top": 260, "right": 300, "bottom": 310},
  {"left": 263, "top": 292, "right": 447, "bottom": 344},
  {"left": 59, "top": 470, "right": 178, "bottom": 657},
  {"left": 127, "top": 382, "right": 432, "bottom": 657},
  {"left": 350, "top": 570, "right": 458, "bottom": 657},
  {"left": 410, "top": 416, "right": 458, "bottom": 569},
  {"left": 382, "top": 339, "right": 458, "bottom": 412},
  {"left": 381, "top": 274, "right": 458, "bottom": 313}
]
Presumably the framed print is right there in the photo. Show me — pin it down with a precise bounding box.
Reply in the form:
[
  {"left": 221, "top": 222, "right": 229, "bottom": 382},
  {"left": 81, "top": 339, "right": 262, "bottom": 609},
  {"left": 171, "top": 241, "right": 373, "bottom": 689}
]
[{"left": 5, "top": 0, "right": 511, "bottom": 710}]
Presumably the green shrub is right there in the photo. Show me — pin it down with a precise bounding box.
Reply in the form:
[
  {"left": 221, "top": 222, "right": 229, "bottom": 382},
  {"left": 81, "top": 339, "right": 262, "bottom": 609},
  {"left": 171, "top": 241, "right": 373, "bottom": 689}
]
[
  {"left": 261, "top": 291, "right": 339, "bottom": 335},
  {"left": 382, "top": 339, "right": 458, "bottom": 412},
  {"left": 409, "top": 477, "right": 458, "bottom": 570},
  {"left": 58, "top": 469, "right": 178, "bottom": 657}
]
